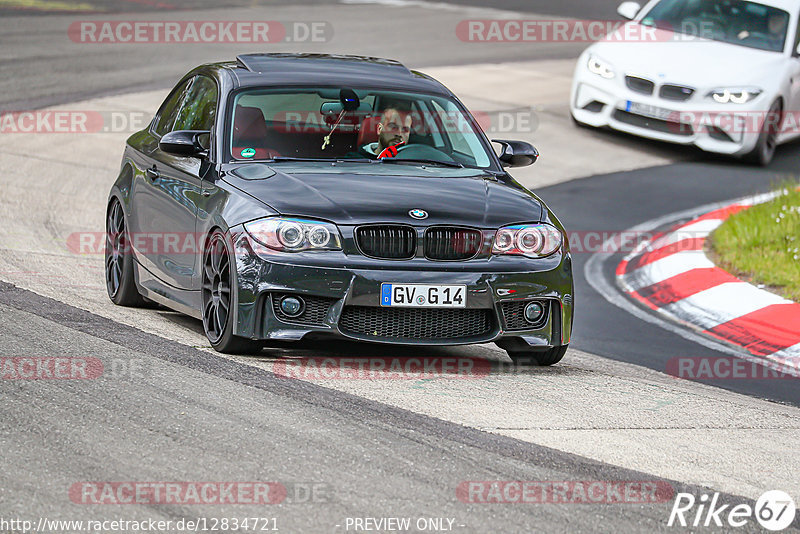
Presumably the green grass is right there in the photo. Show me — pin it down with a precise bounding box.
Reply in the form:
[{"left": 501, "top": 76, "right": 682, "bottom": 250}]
[{"left": 710, "top": 185, "right": 800, "bottom": 302}]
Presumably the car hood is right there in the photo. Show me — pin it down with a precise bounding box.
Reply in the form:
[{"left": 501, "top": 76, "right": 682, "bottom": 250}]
[
  {"left": 590, "top": 24, "right": 785, "bottom": 88},
  {"left": 222, "top": 163, "right": 543, "bottom": 227}
]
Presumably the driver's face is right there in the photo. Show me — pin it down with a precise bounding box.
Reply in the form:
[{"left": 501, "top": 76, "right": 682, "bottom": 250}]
[
  {"left": 377, "top": 109, "right": 412, "bottom": 148},
  {"left": 768, "top": 14, "right": 787, "bottom": 35}
]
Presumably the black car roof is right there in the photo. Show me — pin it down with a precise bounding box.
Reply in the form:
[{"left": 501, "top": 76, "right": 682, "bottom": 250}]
[{"left": 210, "top": 53, "right": 451, "bottom": 95}]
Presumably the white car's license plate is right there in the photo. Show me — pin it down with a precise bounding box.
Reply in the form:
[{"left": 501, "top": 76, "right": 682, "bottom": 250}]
[
  {"left": 625, "top": 101, "right": 676, "bottom": 120},
  {"left": 380, "top": 283, "right": 466, "bottom": 308}
]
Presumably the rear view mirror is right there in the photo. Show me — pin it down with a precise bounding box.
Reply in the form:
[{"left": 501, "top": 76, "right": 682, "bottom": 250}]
[
  {"left": 493, "top": 139, "right": 539, "bottom": 168},
  {"left": 320, "top": 101, "right": 372, "bottom": 116},
  {"left": 159, "top": 130, "right": 210, "bottom": 158},
  {"left": 617, "top": 1, "right": 641, "bottom": 20}
]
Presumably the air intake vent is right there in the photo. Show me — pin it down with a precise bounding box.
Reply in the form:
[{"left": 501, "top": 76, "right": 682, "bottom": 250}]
[
  {"left": 356, "top": 225, "right": 416, "bottom": 259},
  {"left": 425, "top": 227, "right": 482, "bottom": 261},
  {"left": 625, "top": 75, "right": 655, "bottom": 95},
  {"left": 659, "top": 84, "right": 694, "bottom": 101},
  {"left": 500, "top": 300, "right": 550, "bottom": 331},
  {"left": 339, "top": 306, "right": 493, "bottom": 341},
  {"left": 271, "top": 294, "right": 338, "bottom": 326}
]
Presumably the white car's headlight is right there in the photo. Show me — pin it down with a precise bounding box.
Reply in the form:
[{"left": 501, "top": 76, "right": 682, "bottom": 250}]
[
  {"left": 587, "top": 55, "right": 615, "bottom": 79},
  {"left": 492, "top": 223, "right": 562, "bottom": 258},
  {"left": 708, "top": 87, "right": 762, "bottom": 104},
  {"left": 244, "top": 217, "right": 342, "bottom": 252}
]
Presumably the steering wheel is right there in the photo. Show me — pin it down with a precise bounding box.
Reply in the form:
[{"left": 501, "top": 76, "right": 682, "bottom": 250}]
[
  {"left": 393, "top": 143, "right": 458, "bottom": 164},
  {"left": 739, "top": 31, "right": 774, "bottom": 45}
]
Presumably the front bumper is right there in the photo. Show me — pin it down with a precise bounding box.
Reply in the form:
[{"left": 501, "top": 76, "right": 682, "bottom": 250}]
[
  {"left": 570, "top": 66, "right": 767, "bottom": 156},
  {"left": 229, "top": 230, "right": 574, "bottom": 349}
]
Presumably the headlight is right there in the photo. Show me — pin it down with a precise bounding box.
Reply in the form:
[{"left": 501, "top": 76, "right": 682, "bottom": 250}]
[
  {"left": 244, "top": 217, "right": 342, "bottom": 252},
  {"left": 587, "top": 55, "right": 615, "bottom": 79},
  {"left": 492, "top": 223, "right": 562, "bottom": 258},
  {"left": 708, "top": 87, "right": 762, "bottom": 104}
]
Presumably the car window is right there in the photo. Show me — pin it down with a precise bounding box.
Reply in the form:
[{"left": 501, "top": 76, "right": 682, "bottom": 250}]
[
  {"left": 429, "top": 99, "right": 489, "bottom": 166},
  {"left": 641, "top": 0, "right": 790, "bottom": 53},
  {"left": 228, "top": 88, "right": 497, "bottom": 170},
  {"left": 794, "top": 13, "right": 800, "bottom": 53},
  {"left": 174, "top": 75, "right": 218, "bottom": 132},
  {"left": 153, "top": 79, "right": 193, "bottom": 137}
]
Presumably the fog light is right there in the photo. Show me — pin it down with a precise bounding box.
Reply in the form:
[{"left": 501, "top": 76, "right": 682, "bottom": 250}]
[
  {"left": 279, "top": 296, "right": 304, "bottom": 317},
  {"left": 524, "top": 302, "right": 545, "bottom": 324}
]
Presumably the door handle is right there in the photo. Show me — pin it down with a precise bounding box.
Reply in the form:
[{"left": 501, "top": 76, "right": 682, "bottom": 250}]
[{"left": 146, "top": 166, "right": 160, "bottom": 181}]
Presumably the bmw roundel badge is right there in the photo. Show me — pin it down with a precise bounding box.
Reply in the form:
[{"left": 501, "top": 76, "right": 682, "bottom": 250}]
[{"left": 409, "top": 209, "right": 428, "bottom": 220}]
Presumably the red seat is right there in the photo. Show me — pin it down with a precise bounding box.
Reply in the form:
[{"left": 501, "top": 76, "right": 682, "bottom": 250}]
[
  {"left": 357, "top": 115, "right": 381, "bottom": 147},
  {"left": 232, "top": 105, "right": 280, "bottom": 159}
]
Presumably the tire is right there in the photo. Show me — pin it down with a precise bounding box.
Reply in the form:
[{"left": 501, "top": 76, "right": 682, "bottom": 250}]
[
  {"left": 105, "top": 199, "right": 147, "bottom": 307},
  {"left": 201, "top": 230, "right": 263, "bottom": 354},
  {"left": 743, "top": 100, "right": 781, "bottom": 167},
  {"left": 507, "top": 345, "right": 568, "bottom": 367}
]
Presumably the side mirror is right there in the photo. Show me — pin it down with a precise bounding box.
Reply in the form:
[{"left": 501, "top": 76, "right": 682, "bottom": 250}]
[
  {"left": 493, "top": 139, "right": 539, "bottom": 168},
  {"left": 617, "top": 1, "right": 641, "bottom": 20},
  {"left": 159, "top": 130, "right": 210, "bottom": 158}
]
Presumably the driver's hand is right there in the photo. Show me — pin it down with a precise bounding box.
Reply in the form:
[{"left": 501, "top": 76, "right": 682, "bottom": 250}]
[{"left": 378, "top": 142, "right": 405, "bottom": 159}]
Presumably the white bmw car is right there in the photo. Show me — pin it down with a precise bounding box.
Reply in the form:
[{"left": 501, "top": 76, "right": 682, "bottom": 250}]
[{"left": 570, "top": 0, "right": 800, "bottom": 165}]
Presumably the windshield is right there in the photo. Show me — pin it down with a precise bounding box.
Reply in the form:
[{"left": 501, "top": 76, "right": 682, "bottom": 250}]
[
  {"left": 641, "top": 0, "right": 790, "bottom": 52},
  {"left": 228, "top": 87, "right": 495, "bottom": 169}
]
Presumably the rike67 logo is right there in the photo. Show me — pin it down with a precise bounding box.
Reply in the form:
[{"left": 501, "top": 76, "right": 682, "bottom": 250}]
[{"left": 668, "top": 490, "right": 796, "bottom": 531}]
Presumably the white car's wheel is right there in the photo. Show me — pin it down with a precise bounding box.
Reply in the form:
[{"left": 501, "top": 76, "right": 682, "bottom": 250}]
[{"left": 744, "top": 100, "right": 782, "bottom": 167}]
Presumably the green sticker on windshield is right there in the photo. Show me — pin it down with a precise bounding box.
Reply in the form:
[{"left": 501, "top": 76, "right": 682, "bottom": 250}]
[{"left": 240, "top": 148, "right": 256, "bottom": 158}]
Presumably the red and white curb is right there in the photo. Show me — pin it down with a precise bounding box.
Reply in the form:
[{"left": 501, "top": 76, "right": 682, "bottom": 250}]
[{"left": 616, "top": 193, "right": 800, "bottom": 372}]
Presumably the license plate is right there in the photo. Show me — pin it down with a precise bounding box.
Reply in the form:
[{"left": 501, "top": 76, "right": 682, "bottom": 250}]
[
  {"left": 380, "top": 284, "right": 466, "bottom": 308},
  {"left": 625, "top": 101, "right": 676, "bottom": 120}
]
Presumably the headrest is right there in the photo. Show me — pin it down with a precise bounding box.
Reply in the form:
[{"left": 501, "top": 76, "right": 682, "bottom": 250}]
[
  {"left": 233, "top": 105, "right": 268, "bottom": 144},
  {"left": 358, "top": 115, "right": 381, "bottom": 147}
]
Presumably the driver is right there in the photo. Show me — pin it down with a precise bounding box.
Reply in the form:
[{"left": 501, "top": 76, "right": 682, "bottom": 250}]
[
  {"left": 359, "top": 106, "right": 413, "bottom": 158},
  {"left": 766, "top": 12, "right": 788, "bottom": 49}
]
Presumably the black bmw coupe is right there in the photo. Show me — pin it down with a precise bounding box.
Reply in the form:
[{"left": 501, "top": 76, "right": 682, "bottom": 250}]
[{"left": 106, "top": 53, "right": 574, "bottom": 365}]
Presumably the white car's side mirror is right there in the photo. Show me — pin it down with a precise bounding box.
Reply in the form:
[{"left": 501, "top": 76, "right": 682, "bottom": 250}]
[{"left": 617, "top": 1, "right": 642, "bottom": 20}]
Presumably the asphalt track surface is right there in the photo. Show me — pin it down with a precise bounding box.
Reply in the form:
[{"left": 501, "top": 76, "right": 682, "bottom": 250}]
[
  {"left": 2, "top": 0, "right": 800, "bottom": 532},
  {"left": 541, "top": 156, "right": 800, "bottom": 407},
  {"left": 2, "top": 281, "right": 776, "bottom": 532},
  {"left": 0, "top": 0, "right": 620, "bottom": 110}
]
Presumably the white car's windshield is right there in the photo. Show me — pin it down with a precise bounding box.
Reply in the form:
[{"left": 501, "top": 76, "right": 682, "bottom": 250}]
[
  {"left": 641, "top": 0, "right": 790, "bottom": 52},
  {"left": 228, "top": 88, "right": 495, "bottom": 169}
]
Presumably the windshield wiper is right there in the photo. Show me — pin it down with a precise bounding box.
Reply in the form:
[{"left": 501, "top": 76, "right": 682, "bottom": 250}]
[
  {"left": 265, "top": 157, "right": 373, "bottom": 163},
  {"left": 262, "top": 156, "right": 466, "bottom": 169},
  {"left": 378, "top": 158, "right": 464, "bottom": 168}
]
